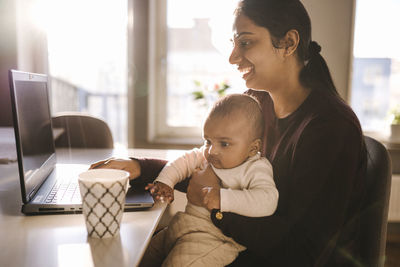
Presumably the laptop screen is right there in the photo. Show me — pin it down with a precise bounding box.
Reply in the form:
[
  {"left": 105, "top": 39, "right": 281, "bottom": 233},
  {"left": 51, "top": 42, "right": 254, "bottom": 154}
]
[{"left": 9, "top": 70, "right": 56, "bottom": 202}]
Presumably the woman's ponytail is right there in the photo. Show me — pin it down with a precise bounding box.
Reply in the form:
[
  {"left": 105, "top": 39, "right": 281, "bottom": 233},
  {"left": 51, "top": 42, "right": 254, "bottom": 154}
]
[{"left": 299, "top": 41, "right": 338, "bottom": 95}]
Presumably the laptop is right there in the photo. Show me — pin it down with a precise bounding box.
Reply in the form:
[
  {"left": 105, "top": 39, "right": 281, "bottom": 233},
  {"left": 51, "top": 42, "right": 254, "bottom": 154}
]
[{"left": 8, "top": 70, "right": 154, "bottom": 214}]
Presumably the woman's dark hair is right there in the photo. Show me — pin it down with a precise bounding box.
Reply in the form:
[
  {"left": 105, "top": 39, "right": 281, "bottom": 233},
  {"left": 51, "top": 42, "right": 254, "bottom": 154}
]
[{"left": 236, "top": 0, "right": 338, "bottom": 95}]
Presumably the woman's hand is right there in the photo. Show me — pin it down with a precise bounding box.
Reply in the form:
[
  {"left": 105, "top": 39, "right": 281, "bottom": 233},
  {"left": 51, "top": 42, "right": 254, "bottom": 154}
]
[
  {"left": 187, "top": 164, "right": 221, "bottom": 208},
  {"left": 202, "top": 187, "right": 221, "bottom": 211},
  {"left": 89, "top": 158, "right": 141, "bottom": 180}
]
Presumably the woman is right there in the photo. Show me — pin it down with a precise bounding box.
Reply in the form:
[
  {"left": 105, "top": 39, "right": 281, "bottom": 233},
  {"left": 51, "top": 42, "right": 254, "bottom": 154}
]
[{"left": 92, "top": 0, "right": 367, "bottom": 266}]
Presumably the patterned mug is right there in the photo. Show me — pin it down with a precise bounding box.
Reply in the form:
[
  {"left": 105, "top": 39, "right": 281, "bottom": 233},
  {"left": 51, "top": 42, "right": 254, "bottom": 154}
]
[{"left": 78, "top": 169, "right": 130, "bottom": 238}]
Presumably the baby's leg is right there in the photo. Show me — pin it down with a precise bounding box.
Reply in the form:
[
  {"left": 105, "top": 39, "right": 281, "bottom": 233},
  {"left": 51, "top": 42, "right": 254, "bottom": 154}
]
[
  {"left": 161, "top": 232, "right": 244, "bottom": 267},
  {"left": 139, "top": 228, "right": 168, "bottom": 267}
]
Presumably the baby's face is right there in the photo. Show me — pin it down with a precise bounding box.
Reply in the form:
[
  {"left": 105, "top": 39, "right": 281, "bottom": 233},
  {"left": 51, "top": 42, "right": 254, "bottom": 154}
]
[{"left": 202, "top": 113, "right": 257, "bottom": 169}]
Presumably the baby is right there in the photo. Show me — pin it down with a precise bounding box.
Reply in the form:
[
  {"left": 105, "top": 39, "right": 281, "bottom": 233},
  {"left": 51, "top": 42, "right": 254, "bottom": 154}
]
[{"left": 140, "top": 94, "right": 278, "bottom": 267}]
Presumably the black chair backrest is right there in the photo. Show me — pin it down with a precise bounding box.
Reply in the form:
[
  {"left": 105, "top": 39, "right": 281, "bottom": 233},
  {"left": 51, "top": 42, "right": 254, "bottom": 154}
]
[
  {"left": 360, "top": 136, "right": 392, "bottom": 267},
  {"left": 52, "top": 113, "right": 114, "bottom": 149}
]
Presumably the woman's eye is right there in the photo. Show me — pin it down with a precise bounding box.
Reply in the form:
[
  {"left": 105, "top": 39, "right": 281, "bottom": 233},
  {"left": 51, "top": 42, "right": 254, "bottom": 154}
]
[
  {"left": 204, "top": 140, "right": 211, "bottom": 145},
  {"left": 239, "top": 40, "right": 250, "bottom": 47}
]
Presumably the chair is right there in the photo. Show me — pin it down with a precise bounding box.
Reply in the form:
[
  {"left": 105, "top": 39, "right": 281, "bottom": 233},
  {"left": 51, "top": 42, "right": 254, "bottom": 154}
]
[
  {"left": 360, "top": 136, "right": 392, "bottom": 267},
  {"left": 52, "top": 112, "right": 114, "bottom": 148}
]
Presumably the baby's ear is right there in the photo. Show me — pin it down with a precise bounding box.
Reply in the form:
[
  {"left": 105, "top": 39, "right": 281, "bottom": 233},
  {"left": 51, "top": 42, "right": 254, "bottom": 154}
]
[{"left": 249, "top": 139, "right": 261, "bottom": 156}]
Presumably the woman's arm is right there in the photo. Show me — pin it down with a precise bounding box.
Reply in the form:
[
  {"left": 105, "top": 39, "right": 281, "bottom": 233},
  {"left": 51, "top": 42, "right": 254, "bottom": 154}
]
[
  {"left": 129, "top": 157, "right": 194, "bottom": 193},
  {"left": 134, "top": 157, "right": 168, "bottom": 184},
  {"left": 90, "top": 157, "right": 168, "bottom": 187},
  {"left": 187, "top": 164, "right": 221, "bottom": 206},
  {"left": 189, "top": 158, "right": 278, "bottom": 217},
  {"left": 210, "top": 119, "right": 365, "bottom": 265}
]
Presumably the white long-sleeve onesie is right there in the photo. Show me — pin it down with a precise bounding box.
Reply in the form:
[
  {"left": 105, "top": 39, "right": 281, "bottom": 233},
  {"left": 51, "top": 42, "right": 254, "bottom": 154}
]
[
  {"left": 155, "top": 146, "right": 278, "bottom": 217},
  {"left": 140, "top": 147, "right": 278, "bottom": 267}
]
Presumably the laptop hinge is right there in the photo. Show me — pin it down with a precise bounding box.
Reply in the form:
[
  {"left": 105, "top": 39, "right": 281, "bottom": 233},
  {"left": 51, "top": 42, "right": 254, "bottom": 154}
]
[{"left": 28, "top": 189, "right": 36, "bottom": 201}]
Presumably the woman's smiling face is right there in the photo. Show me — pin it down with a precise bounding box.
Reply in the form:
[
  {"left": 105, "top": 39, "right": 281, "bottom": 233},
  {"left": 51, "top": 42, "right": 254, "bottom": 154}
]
[{"left": 229, "top": 13, "right": 286, "bottom": 91}]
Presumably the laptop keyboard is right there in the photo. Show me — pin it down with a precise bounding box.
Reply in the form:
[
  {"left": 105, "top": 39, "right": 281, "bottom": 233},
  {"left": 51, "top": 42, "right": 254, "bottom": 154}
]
[{"left": 45, "top": 180, "right": 81, "bottom": 204}]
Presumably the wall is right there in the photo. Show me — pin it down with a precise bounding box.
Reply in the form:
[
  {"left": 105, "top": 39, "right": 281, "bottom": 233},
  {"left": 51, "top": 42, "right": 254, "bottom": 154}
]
[
  {"left": 303, "top": 0, "right": 355, "bottom": 99},
  {"left": 130, "top": 0, "right": 149, "bottom": 148},
  {"left": 131, "top": 0, "right": 195, "bottom": 149},
  {"left": 15, "top": 0, "right": 49, "bottom": 75},
  {"left": 0, "top": 0, "right": 18, "bottom": 126},
  {"left": 0, "top": 0, "right": 49, "bottom": 127},
  {"left": 132, "top": 0, "right": 356, "bottom": 148}
]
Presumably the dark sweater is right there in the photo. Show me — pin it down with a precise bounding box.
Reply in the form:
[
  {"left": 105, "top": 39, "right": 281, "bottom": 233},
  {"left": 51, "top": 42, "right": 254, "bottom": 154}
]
[{"left": 135, "top": 88, "right": 367, "bottom": 267}]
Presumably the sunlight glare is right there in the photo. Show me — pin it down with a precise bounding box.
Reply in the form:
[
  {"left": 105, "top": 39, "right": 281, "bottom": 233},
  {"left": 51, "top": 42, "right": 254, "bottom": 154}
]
[
  {"left": 31, "top": 0, "right": 128, "bottom": 91},
  {"left": 354, "top": 0, "right": 400, "bottom": 59}
]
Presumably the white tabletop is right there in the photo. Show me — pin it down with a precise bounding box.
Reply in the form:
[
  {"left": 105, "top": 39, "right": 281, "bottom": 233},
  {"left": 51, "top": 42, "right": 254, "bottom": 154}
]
[
  {"left": 0, "top": 147, "right": 185, "bottom": 267},
  {"left": 0, "top": 127, "right": 64, "bottom": 164},
  {"left": 0, "top": 127, "right": 17, "bottom": 163}
]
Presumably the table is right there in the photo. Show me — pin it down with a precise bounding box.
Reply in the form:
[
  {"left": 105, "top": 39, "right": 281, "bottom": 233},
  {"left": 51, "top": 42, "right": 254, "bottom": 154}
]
[
  {"left": 0, "top": 147, "right": 185, "bottom": 267},
  {"left": 0, "top": 127, "right": 64, "bottom": 164}
]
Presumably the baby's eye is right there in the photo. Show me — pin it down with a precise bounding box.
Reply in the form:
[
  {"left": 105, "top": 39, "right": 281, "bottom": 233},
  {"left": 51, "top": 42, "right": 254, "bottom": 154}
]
[
  {"left": 204, "top": 140, "right": 211, "bottom": 146},
  {"left": 220, "top": 142, "right": 229, "bottom": 147}
]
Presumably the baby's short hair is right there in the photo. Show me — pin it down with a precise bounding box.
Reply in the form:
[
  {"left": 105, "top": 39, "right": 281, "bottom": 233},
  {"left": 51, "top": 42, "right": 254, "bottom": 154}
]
[{"left": 206, "top": 94, "right": 264, "bottom": 140}]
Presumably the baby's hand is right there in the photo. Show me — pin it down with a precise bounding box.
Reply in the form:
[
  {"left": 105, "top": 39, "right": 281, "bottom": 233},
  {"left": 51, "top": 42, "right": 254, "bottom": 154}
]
[{"left": 145, "top": 182, "right": 174, "bottom": 203}]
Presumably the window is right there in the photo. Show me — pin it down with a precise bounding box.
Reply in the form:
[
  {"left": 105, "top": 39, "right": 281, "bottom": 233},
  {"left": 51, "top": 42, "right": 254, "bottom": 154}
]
[
  {"left": 149, "top": 0, "right": 243, "bottom": 144},
  {"left": 33, "top": 0, "right": 128, "bottom": 147},
  {"left": 350, "top": 0, "right": 400, "bottom": 135}
]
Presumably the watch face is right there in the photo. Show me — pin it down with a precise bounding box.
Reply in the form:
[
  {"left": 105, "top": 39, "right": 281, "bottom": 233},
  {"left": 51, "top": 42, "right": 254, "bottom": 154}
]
[{"left": 216, "top": 211, "right": 223, "bottom": 220}]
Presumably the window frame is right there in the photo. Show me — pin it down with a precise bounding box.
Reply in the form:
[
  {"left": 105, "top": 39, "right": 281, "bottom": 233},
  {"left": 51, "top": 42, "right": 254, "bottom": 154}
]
[
  {"left": 147, "top": 0, "right": 204, "bottom": 146},
  {"left": 142, "top": 0, "right": 361, "bottom": 149}
]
